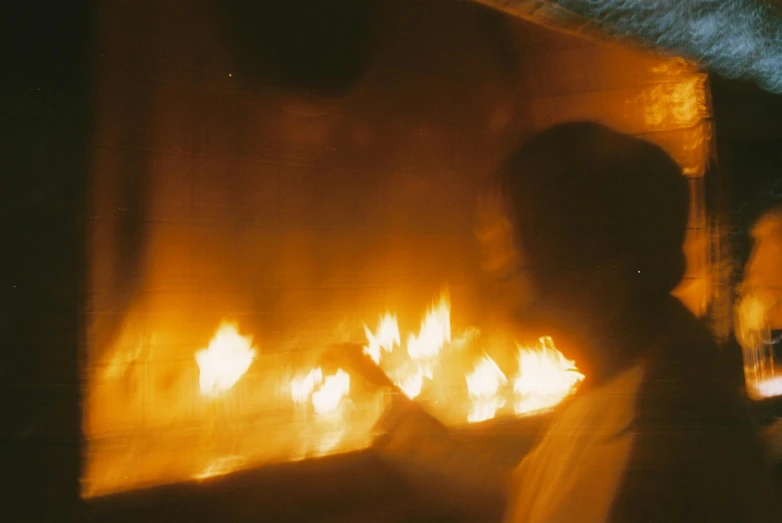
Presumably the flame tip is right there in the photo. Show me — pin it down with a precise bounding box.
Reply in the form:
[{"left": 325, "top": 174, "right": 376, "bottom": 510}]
[{"left": 195, "top": 321, "right": 256, "bottom": 397}]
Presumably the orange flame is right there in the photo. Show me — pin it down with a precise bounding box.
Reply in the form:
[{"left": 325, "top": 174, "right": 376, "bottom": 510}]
[
  {"left": 361, "top": 292, "right": 584, "bottom": 420},
  {"left": 290, "top": 368, "right": 323, "bottom": 404},
  {"left": 513, "top": 337, "right": 584, "bottom": 415},
  {"left": 362, "top": 290, "right": 450, "bottom": 399},
  {"left": 312, "top": 369, "right": 351, "bottom": 415},
  {"left": 466, "top": 354, "right": 507, "bottom": 423},
  {"left": 393, "top": 364, "right": 434, "bottom": 399},
  {"left": 291, "top": 368, "right": 351, "bottom": 415},
  {"left": 396, "top": 370, "right": 425, "bottom": 399},
  {"left": 407, "top": 291, "right": 451, "bottom": 361},
  {"left": 195, "top": 323, "right": 256, "bottom": 397},
  {"left": 363, "top": 313, "right": 400, "bottom": 365}
]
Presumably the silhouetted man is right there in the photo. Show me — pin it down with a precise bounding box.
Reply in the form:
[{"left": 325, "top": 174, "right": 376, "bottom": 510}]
[{"left": 366, "top": 122, "right": 780, "bottom": 522}]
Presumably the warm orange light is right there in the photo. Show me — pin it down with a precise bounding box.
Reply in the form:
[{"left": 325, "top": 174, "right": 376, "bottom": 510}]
[
  {"left": 513, "top": 336, "right": 584, "bottom": 415},
  {"left": 755, "top": 377, "right": 782, "bottom": 398},
  {"left": 394, "top": 364, "right": 430, "bottom": 399},
  {"left": 361, "top": 291, "right": 584, "bottom": 420},
  {"left": 194, "top": 455, "right": 246, "bottom": 481},
  {"left": 362, "top": 290, "right": 450, "bottom": 399},
  {"left": 290, "top": 368, "right": 323, "bottom": 404},
  {"left": 642, "top": 64, "right": 707, "bottom": 130},
  {"left": 363, "top": 313, "right": 400, "bottom": 365},
  {"left": 291, "top": 367, "right": 351, "bottom": 415},
  {"left": 407, "top": 290, "right": 451, "bottom": 361},
  {"left": 312, "top": 369, "right": 351, "bottom": 415},
  {"left": 88, "top": 290, "right": 587, "bottom": 498},
  {"left": 465, "top": 354, "right": 507, "bottom": 423},
  {"left": 195, "top": 323, "right": 256, "bottom": 397}
]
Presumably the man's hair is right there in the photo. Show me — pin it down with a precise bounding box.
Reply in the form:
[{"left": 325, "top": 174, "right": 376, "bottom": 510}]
[{"left": 501, "top": 121, "right": 689, "bottom": 295}]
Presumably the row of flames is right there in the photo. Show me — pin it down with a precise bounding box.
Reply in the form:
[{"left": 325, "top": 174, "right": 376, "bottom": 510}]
[{"left": 193, "top": 289, "right": 584, "bottom": 426}]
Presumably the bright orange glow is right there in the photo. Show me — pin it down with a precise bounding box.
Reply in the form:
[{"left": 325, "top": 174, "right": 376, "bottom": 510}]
[
  {"left": 362, "top": 290, "right": 450, "bottom": 399},
  {"left": 290, "top": 368, "right": 323, "bottom": 404},
  {"left": 314, "top": 429, "right": 348, "bottom": 456},
  {"left": 407, "top": 290, "right": 451, "bottom": 361},
  {"left": 194, "top": 455, "right": 246, "bottom": 481},
  {"left": 513, "top": 337, "right": 584, "bottom": 415},
  {"left": 396, "top": 371, "right": 425, "bottom": 399},
  {"left": 735, "top": 290, "right": 782, "bottom": 400},
  {"left": 291, "top": 368, "right": 351, "bottom": 415},
  {"left": 361, "top": 291, "right": 584, "bottom": 420},
  {"left": 312, "top": 369, "right": 351, "bottom": 415},
  {"left": 195, "top": 323, "right": 256, "bottom": 397},
  {"left": 466, "top": 354, "right": 507, "bottom": 423},
  {"left": 755, "top": 376, "right": 782, "bottom": 398},
  {"left": 642, "top": 69, "right": 707, "bottom": 130},
  {"left": 363, "top": 313, "right": 400, "bottom": 365},
  {"left": 88, "top": 290, "right": 585, "bottom": 497}
]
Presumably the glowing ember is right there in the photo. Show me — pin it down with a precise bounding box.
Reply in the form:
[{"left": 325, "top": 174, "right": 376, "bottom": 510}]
[
  {"left": 363, "top": 313, "right": 400, "bottom": 365},
  {"left": 312, "top": 369, "right": 351, "bottom": 415},
  {"left": 466, "top": 354, "right": 507, "bottom": 423},
  {"left": 754, "top": 376, "right": 782, "bottom": 399},
  {"left": 407, "top": 290, "right": 451, "bottom": 361},
  {"left": 195, "top": 323, "right": 256, "bottom": 397},
  {"left": 513, "top": 336, "right": 584, "bottom": 415}
]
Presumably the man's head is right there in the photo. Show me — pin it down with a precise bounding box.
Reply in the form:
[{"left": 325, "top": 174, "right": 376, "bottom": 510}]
[
  {"left": 499, "top": 121, "right": 689, "bottom": 312},
  {"left": 484, "top": 122, "right": 690, "bottom": 382}
]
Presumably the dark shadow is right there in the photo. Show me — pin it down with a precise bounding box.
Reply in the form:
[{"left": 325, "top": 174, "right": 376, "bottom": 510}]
[{"left": 218, "top": 0, "right": 380, "bottom": 99}]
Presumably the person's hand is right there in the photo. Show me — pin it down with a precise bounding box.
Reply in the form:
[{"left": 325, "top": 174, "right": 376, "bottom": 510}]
[{"left": 319, "top": 342, "right": 396, "bottom": 390}]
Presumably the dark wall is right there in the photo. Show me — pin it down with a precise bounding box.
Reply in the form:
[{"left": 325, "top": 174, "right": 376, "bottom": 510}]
[
  {"left": 1, "top": 1, "right": 94, "bottom": 520},
  {"left": 711, "top": 77, "right": 782, "bottom": 273}
]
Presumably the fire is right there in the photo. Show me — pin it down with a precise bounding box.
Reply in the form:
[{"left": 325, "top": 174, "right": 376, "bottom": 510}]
[
  {"left": 88, "top": 289, "right": 591, "bottom": 498},
  {"left": 466, "top": 354, "right": 507, "bottom": 423},
  {"left": 195, "top": 323, "right": 256, "bottom": 397},
  {"left": 754, "top": 376, "right": 782, "bottom": 399},
  {"left": 291, "top": 368, "right": 323, "bottom": 404},
  {"left": 291, "top": 368, "right": 351, "bottom": 415},
  {"left": 393, "top": 363, "right": 434, "bottom": 399},
  {"left": 467, "top": 398, "right": 507, "bottom": 424},
  {"left": 362, "top": 290, "right": 451, "bottom": 399},
  {"left": 396, "top": 370, "right": 425, "bottom": 399},
  {"left": 466, "top": 354, "right": 507, "bottom": 398},
  {"left": 363, "top": 313, "right": 400, "bottom": 365},
  {"left": 312, "top": 369, "right": 351, "bottom": 415},
  {"left": 360, "top": 291, "right": 585, "bottom": 418},
  {"left": 407, "top": 291, "right": 451, "bottom": 361},
  {"left": 513, "top": 337, "right": 584, "bottom": 415}
]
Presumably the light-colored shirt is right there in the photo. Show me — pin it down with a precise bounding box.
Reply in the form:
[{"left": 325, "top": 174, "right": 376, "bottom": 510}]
[{"left": 505, "top": 362, "right": 646, "bottom": 523}]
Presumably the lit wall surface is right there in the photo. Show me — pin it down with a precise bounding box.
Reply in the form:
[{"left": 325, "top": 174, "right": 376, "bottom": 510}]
[{"left": 84, "top": 0, "right": 714, "bottom": 497}]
